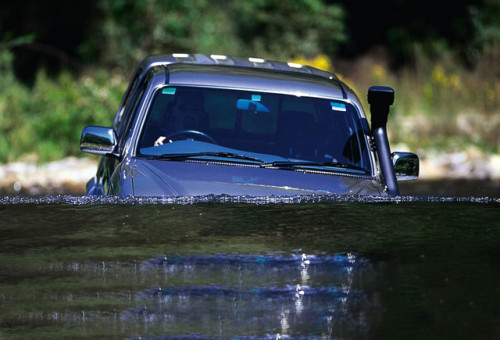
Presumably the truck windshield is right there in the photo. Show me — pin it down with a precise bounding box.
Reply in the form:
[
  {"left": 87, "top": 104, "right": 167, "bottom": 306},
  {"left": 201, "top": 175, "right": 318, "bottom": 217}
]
[{"left": 137, "top": 86, "right": 371, "bottom": 173}]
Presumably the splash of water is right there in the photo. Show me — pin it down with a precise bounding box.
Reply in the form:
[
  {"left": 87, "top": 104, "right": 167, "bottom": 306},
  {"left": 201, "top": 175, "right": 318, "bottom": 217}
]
[{"left": 1, "top": 194, "right": 498, "bottom": 205}]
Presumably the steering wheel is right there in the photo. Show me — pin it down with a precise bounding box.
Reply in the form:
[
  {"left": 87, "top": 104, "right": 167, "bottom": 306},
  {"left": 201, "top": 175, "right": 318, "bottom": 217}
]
[{"left": 165, "top": 129, "right": 217, "bottom": 144}]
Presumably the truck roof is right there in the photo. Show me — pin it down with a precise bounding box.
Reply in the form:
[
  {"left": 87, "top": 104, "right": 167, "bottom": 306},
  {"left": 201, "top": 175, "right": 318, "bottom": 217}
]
[
  {"left": 165, "top": 63, "right": 346, "bottom": 99},
  {"left": 136, "top": 54, "right": 349, "bottom": 99}
]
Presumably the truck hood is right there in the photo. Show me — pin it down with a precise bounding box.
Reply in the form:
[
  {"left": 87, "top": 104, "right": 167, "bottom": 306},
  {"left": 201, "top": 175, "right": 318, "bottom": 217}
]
[{"left": 126, "top": 158, "right": 383, "bottom": 197}]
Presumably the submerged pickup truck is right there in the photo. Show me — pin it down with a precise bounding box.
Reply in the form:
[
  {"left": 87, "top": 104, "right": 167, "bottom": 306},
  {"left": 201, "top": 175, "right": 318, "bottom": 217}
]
[{"left": 81, "top": 54, "right": 418, "bottom": 197}]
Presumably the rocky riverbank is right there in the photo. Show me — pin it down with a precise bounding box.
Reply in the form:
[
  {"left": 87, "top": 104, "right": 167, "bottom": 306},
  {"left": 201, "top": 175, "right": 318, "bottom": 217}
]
[
  {"left": 1, "top": 151, "right": 499, "bottom": 196},
  {"left": 417, "top": 148, "right": 500, "bottom": 180},
  {"left": 0, "top": 157, "right": 97, "bottom": 195}
]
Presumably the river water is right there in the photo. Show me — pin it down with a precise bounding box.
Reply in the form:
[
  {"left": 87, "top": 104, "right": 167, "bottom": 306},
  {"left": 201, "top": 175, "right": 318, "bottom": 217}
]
[{"left": 1, "top": 194, "right": 499, "bottom": 339}]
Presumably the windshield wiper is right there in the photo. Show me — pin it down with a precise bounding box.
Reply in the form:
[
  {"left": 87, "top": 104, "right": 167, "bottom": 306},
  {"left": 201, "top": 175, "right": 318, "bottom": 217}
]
[
  {"left": 260, "top": 160, "right": 368, "bottom": 172},
  {"left": 147, "top": 153, "right": 367, "bottom": 172},
  {"left": 147, "top": 152, "right": 263, "bottom": 163}
]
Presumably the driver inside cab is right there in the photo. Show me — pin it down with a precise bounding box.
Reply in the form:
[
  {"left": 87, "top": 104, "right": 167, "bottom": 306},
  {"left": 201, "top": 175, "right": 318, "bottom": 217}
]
[{"left": 154, "top": 90, "right": 209, "bottom": 146}]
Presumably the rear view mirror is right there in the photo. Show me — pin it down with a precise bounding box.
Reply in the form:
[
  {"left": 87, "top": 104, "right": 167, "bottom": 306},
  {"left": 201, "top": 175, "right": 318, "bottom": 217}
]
[
  {"left": 236, "top": 99, "right": 270, "bottom": 113},
  {"left": 80, "top": 126, "right": 117, "bottom": 156},
  {"left": 392, "top": 152, "right": 419, "bottom": 181}
]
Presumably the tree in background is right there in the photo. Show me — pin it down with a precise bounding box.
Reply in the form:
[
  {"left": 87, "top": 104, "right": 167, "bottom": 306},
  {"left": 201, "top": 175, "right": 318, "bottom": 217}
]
[
  {"left": 82, "top": 1, "right": 240, "bottom": 70},
  {"left": 2, "top": 0, "right": 498, "bottom": 76},
  {"left": 82, "top": 0, "right": 345, "bottom": 70},
  {"left": 234, "top": 0, "right": 345, "bottom": 59}
]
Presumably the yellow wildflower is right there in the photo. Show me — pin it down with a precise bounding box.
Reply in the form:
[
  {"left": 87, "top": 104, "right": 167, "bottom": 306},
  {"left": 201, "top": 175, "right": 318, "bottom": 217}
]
[
  {"left": 289, "top": 54, "right": 333, "bottom": 72},
  {"left": 372, "top": 65, "right": 386, "bottom": 81},
  {"left": 432, "top": 66, "right": 446, "bottom": 86}
]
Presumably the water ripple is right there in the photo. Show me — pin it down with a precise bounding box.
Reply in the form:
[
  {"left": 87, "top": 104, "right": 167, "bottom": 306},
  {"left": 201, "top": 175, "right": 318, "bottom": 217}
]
[
  {"left": 1, "top": 194, "right": 499, "bottom": 205},
  {"left": 145, "top": 254, "right": 362, "bottom": 267}
]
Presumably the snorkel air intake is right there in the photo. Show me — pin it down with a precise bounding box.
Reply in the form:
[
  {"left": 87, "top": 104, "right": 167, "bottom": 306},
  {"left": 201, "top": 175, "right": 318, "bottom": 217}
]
[{"left": 368, "top": 86, "right": 399, "bottom": 196}]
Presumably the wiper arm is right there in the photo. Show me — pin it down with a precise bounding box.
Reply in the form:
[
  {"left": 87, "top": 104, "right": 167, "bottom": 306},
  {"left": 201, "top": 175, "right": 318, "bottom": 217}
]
[
  {"left": 147, "top": 152, "right": 263, "bottom": 163},
  {"left": 147, "top": 153, "right": 366, "bottom": 171},
  {"left": 261, "top": 160, "right": 368, "bottom": 172}
]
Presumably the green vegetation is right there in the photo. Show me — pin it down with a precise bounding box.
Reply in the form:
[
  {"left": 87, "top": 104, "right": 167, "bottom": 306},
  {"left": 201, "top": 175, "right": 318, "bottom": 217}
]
[
  {"left": 329, "top": 46, "right": 500, "bottom": 154},
  {"left": 0, "top": 47, "right": 126, "bottom": 162},
  {"left": 0, "top": 0, "right": 498, "bottom": 163},
  {"left": 391, "top": 49, "right": 499, "bottom": 154},
  {"left": 82, "top": 0, "right": 345, "bottom": 68}
]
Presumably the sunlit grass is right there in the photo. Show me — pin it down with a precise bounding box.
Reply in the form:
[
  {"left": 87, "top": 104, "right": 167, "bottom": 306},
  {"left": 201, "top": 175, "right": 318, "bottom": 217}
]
[{"left": 296, "top": 51, "right": 499, "bottom": 157}]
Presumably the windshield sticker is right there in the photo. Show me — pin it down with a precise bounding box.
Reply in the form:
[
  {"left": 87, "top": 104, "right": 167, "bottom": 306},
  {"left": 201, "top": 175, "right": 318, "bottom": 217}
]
[
  {"left": 331, "top": 102, "right": 346, "bottom": 111},
  {"left": 162, "top": 87, "right": 176, "bottom": 95},
  {"left": 251, "top": 94, "right": 262, "bottom": 101}
]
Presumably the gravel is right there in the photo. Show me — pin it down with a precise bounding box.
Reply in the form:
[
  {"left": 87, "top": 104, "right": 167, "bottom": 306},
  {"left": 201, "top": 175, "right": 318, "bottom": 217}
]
[{"left": 0, "top": 157, "right": 97, "bottom": 195}]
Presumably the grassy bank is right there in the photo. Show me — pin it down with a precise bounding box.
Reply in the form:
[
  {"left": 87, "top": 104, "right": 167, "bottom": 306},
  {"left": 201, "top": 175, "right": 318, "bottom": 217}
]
[
  {"left": 0, "top": 51, "right": 498, "bottom": 164},
  {"left": 321, "top": 48, "right": 499, "bottom": 157}
]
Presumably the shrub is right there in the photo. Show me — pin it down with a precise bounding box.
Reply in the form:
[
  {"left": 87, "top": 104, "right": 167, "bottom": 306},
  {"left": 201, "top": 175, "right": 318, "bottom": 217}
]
[{"left": 0, "top": 45, "right": 126, "bottom": 163}]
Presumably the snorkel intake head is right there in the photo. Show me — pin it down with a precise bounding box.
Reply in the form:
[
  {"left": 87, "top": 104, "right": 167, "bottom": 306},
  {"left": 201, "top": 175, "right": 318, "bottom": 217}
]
[{"left": 368, "top": 86, "right": 399, "bottom": 196}]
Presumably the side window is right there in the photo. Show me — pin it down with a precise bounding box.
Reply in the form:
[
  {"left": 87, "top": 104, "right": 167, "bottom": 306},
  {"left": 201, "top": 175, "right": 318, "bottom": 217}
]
[
  {"left": 341, "top": 105, "right": 370, "bottom": 167},
  {"left": 116, "top": 80, "right": 148, "bottom": 152},
  {"left": 113, "top": 72, "right": 141, "bottom": 131}
]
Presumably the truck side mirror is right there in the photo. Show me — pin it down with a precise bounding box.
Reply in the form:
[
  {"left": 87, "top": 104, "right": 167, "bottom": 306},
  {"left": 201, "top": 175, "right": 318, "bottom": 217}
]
[
  {"left": 392, "top": 152, "right": 419, "bottom": 181},
  {"left": 80, "top": 126, "right": 117, "bottom": 156}
]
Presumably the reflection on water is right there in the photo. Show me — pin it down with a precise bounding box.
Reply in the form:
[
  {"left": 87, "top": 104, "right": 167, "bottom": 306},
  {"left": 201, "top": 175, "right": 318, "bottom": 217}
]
[
  {"left": 0, "top": 195, "right": 499, "bottom": 339},
  {"left": 3, "top": 253, "right": 373, "bottom": 339},
  {"left": 127, "top": 253, "right": 373, "bottom": 339}
]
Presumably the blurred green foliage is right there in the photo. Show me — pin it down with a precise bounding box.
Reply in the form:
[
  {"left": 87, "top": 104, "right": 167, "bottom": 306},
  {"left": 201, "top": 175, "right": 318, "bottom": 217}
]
[
  {"left": 83, "top": 0, "right": 345, "bottom": 69},
  {"left": 0, "top": 0, "right": 499, "bottom": 163},
  {"left": 233, "top": 0, "right": 345, "bottom": 59},
  {"left": 0, "top": 42, "right": 125, "bottom": 162}
]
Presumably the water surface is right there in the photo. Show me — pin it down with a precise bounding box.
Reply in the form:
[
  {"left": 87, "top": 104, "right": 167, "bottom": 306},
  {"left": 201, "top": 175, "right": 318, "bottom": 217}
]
[{"left": 1, "top": 195, "right": 499, "bottom": 339}]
